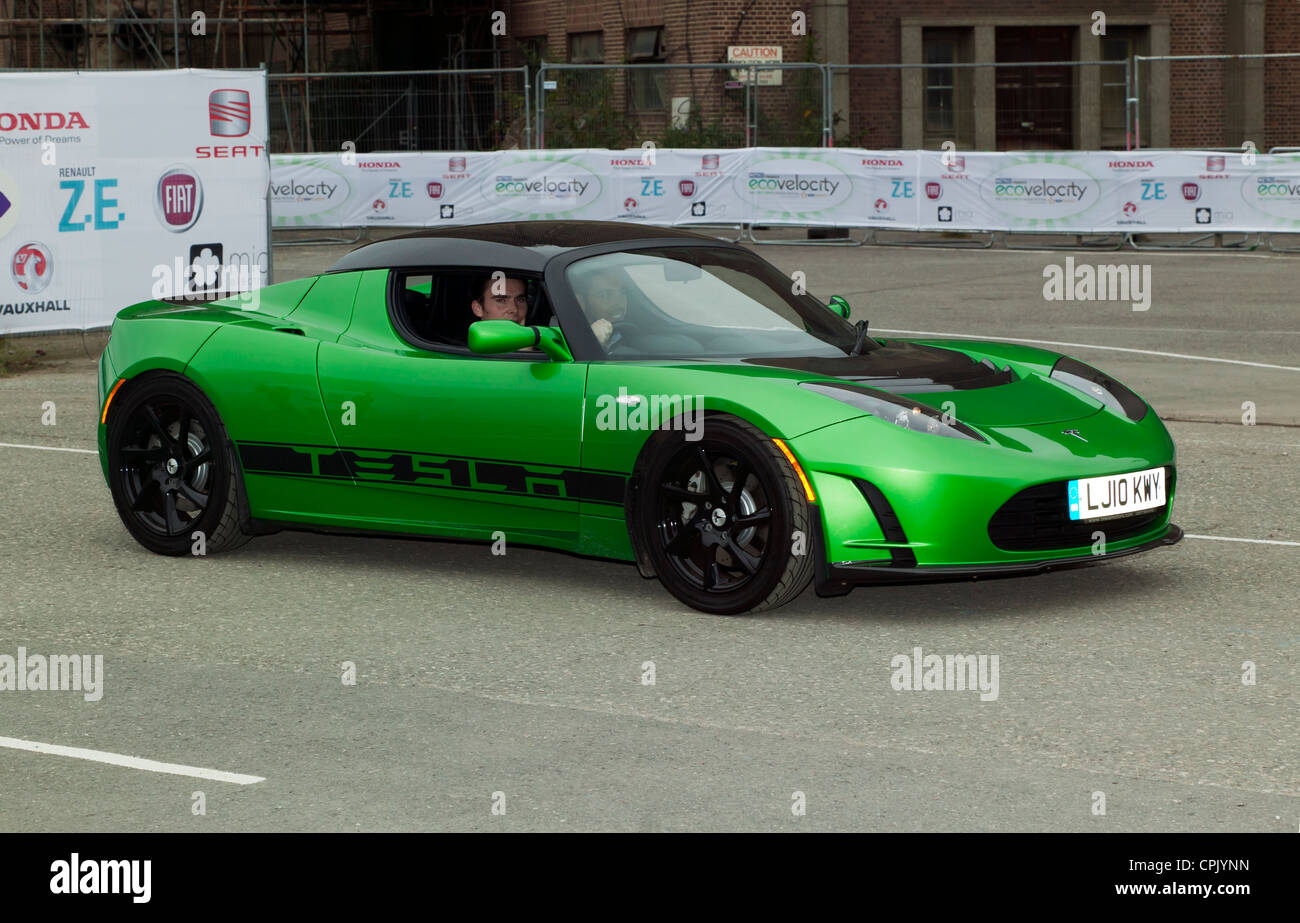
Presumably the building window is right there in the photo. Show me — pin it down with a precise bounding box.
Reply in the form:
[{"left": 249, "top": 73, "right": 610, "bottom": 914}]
[
  {"left": 627, "top": 27, "right": 666, "bottom": 112},
  {"left": 1100, "top": 27, "right": 1149, "bottom": 148},
  {"left": 518, "top": 35, "right": 548, "bottom": 67},
  {"left": 924, "top": 39, "right": 956, "bottom": 134},
  {"left": 921, "top": 29, "right": 971, "bottom": 148},
  {"left": 568, "top": 31, "right": 604, "bottom": 64}
]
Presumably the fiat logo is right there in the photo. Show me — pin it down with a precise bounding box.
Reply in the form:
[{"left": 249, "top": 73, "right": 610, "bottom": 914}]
[
  {"left": 154, "top": 167, "right": 203, "bottom": 232},
  {"left": 679, "top": 180, "right": 695, "bottom": 197}
]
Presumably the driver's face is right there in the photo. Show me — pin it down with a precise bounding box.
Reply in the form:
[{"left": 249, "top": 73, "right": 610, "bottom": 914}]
[
  {"left": 473, "top": 277, "right": 528, "bottom": 324},
  {"left": 578, "top": 271, "right": 627, "bottom": 322}
]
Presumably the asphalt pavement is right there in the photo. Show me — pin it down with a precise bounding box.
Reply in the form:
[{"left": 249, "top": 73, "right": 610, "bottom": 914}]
[{"left": 0, "top": 235, "right": 1295, "bottom": 831}]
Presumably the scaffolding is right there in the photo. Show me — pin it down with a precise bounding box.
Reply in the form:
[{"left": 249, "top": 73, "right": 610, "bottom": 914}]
[
  {"left": 0, "top": 1, "right": 519, "bottom": 153},
  {"left": 0, "top": 0, "right": 480, "bottom": 72}
]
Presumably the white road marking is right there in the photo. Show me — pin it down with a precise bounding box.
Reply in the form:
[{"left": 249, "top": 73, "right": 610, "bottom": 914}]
[
  {"left": 875, "top": 328, "right": 1300, "bottom": 372},
  {"left": 0, "top": 735, "right": 265, "bottom": 785},
  {"left": 0, "top": 442, "right": 97, "bottom": 454},
  {"left": 1185, "top": 534, "right": 1300, "bottom": 547}
]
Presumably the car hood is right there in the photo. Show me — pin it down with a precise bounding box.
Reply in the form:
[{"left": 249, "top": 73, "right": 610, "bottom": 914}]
[
  {"left": 741, "top": 343, "right": 1103, "bottom": 426},
  {"left": 744, "top": 340, "right": 1015, "bottom": 392}
]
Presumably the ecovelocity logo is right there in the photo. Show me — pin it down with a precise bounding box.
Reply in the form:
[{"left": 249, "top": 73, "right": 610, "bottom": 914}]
[
  {"left": 1254, "top": 176, "right": 1300, "bottom": 197},
  {"left": 492, "top": 174, "right": 591, "bottom": 197},
  {"left": 992, "top": 177, "right": 1090, "bottom": 203},
  {"left": 738, "top": 158, "right": 852, "bottom": 213},
  {"left": 746, "top": 173, "right": 841, "bottom": 196},
  {"left": 270, "top": 164, "right": 350, "bottom": 217},
  {"left": 483, "top": 165, "right": 601, "bottom": 215},
  {"left": 982, "top": 162, "right": 1099, "bottom": 219},
  {"left": 1243, "top": 172, "right": 1300, "bottom": 219}
]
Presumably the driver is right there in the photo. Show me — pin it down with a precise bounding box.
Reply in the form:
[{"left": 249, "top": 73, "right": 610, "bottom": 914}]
[{"left": 573, "top": 268, "right": 629, "bottom": 349}]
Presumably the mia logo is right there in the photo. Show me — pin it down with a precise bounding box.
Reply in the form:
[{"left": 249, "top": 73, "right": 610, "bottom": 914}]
[{"left": 188, "top": 243, "right": 223, "bottom": 292}]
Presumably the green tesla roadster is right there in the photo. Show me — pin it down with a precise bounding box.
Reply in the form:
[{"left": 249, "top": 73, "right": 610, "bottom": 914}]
[{"left": 97, "top": 221, "right": 1180, "bottom": 614}]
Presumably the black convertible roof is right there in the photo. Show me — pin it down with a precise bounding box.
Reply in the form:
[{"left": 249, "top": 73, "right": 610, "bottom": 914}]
[{"left": 326, "top": 220, "right": 730, "bottom": 274}]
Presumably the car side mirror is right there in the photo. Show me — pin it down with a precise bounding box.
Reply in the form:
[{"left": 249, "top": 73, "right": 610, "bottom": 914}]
[
  {"left": 828, "top": 295, "right": 851, "bottom": 319},
  {"left": 467, "top": 320, "right": 572, "bottom": 362}
]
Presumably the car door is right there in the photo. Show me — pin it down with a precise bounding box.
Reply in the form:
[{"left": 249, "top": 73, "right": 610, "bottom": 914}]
[{"left": 313, "top": 267, "right": 588, "bottom": 550}]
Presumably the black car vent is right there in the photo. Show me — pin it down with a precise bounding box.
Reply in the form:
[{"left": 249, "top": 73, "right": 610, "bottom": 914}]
[{"left": 988, "top": 467, "right": 1175, "bottom": 552}]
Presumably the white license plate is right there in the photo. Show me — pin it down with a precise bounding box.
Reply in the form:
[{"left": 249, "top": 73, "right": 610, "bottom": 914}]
[{"left": 1068, "top": 467, "right": 1166, "bottom": 521}]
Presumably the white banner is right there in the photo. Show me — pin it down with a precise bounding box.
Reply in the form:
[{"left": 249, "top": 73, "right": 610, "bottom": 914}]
[
  {"left": 271, "top": 147, "right": 1300, "bottom": 236},
  {"left": 0, "top": 69, "right": 269, "bottom": 333}
]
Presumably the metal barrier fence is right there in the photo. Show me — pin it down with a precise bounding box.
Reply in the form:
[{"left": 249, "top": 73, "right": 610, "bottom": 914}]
[
  {"left": 267, "top": 67, "right": 529, "bottom": 154},
  {"left": 532, "top": 62, "right": 830, "bottom": 150},
  {"left": 1133, "top": 52, "right": 1300, "bottom": 151},
  {"left": 266, "top": 59, "right": 1136, "bottom": 154}
]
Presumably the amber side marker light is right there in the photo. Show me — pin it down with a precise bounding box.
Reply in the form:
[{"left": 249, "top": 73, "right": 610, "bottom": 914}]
[
  {"left": 772, "top": 438, "right": 816, "bottom": 503},
  {"left": 101, "top": 378, "right": 125, "bottom": 425}
]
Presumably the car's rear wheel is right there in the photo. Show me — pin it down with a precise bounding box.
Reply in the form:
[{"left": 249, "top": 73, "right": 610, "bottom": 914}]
[
  {"left": 106, "top": 373, "right": 251, "bottom": 556},
  {"left": 638, "top": 416, "right": 815, "bottom": 614}
]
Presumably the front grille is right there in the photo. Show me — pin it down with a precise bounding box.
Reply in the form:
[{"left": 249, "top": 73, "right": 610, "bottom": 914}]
[{"left": 988, "top": 467, "right": 1174, "bottom": 552}]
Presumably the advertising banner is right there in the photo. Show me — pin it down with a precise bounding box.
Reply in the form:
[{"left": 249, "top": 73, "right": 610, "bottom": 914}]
[
  {"left": 270, "top": 147, "right": 1300, "bottom": 235},
  {"left": 0, "top": 69, "right": 269, "bottom": 334}
]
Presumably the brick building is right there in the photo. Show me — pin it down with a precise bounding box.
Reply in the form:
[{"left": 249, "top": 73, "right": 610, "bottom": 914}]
[
  {"left": 3, "top": 0, "right": 1296, "bottom": 151},
  {"left": 511, "top": 0, "right": 1298, "bottom": 151}
]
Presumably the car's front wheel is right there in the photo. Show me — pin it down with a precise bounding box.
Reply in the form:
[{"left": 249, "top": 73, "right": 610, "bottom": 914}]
[
  {"left": 638, "top": 416, "right": 815, "bottom": 614},
  {"left": 106, "top": 372, "right": 251, "bottom": 556}
]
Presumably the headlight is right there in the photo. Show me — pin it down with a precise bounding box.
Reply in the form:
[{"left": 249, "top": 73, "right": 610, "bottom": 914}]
[
  {"left": 800, "top": 381, "right": 986, "bottom": 442},
  {"left": 1048, "top": 357, "right": 1148, "bottom": 422}
]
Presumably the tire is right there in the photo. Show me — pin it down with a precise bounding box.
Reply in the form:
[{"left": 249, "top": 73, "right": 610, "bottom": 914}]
[
  {"left": 105, "top": 372, "right": 252, "bottom": 556},
  {"left": 636, "top": 415, "right": 815, "bottom": 614}
]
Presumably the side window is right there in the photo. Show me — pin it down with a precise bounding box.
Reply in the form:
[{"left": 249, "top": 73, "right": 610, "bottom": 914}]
[{"left": 391, "top": 269, "right": 554, "bottom": 353}]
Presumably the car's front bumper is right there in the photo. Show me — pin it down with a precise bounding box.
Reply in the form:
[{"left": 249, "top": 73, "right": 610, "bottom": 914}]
[
  {"left": 813, "top": 521, "right": 1182, "bottom": 596},
  {"left": 791, "top": 407, "right": 1178, "bottom": 570}
]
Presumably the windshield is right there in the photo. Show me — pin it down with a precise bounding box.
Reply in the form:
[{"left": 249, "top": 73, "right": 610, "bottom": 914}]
[{"left": 563, "top": 246, "right": 875, "bottom": 360}]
